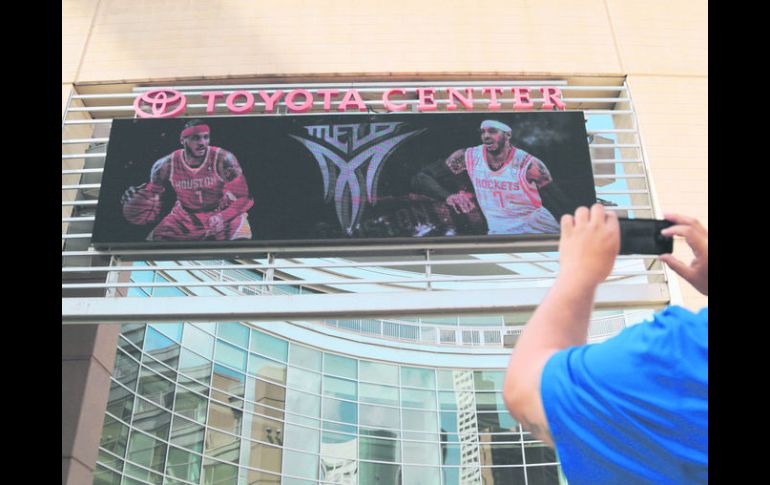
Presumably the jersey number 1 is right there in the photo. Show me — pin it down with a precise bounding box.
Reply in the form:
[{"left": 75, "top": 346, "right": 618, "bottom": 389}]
[{"left": 492, "top": 191, "right": 507, "bottom": 208}]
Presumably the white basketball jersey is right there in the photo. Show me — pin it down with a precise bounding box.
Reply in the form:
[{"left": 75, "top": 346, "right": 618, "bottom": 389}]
[{"left": 465, "top": 145, "right": 559, "bottom": 234}]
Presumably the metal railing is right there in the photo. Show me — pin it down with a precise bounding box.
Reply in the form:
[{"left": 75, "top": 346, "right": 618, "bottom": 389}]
[{"left": 315, "top": 310, "right": 649, "bottom": 348}]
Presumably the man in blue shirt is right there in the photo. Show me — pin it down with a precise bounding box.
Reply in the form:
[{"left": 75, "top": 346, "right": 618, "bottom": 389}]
[{"left": 503, "top": 204, "right": 707, "bottom": 484}]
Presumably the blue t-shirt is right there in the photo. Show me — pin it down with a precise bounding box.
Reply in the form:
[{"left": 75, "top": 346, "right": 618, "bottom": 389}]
[{"left": 541, "top": 306, "right": 708, "bottom": 484}]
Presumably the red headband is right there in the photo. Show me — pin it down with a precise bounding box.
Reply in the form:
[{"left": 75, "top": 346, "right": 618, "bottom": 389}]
[{"left": 180, "top": 124, "right": 210, "bottom": 141}]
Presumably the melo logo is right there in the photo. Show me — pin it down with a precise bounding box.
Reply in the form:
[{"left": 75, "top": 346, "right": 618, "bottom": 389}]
[{"left": 133, "top": 89, "right": 187, "bottom": 118}]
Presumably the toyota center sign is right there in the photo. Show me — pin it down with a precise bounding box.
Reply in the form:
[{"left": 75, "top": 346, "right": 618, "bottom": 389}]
[{"left": 133, "top": 87, "right": 567, "bottom": 118}]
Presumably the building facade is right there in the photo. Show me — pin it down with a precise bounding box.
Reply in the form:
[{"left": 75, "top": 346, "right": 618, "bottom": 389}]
[{"left": 62, "top": 2, "right": 707, "bottom": 484}]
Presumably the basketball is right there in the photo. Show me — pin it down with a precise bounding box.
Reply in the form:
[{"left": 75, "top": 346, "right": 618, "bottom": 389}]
[{"left": 122, "top": 189, "right": 162, "bottom": 225}]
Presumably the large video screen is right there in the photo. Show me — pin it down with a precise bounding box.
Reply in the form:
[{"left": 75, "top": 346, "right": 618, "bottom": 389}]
[{"left": 92, "top": 112, "right": 596, "bottom": 248}]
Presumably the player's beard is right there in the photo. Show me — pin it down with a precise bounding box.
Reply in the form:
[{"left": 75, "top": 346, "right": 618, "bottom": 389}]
[
  {"left": 185, "top": 146, "right": 208, "bottom": 166},
  {"left": 485, "top": 140, "right": 507, "bottom": 157}
]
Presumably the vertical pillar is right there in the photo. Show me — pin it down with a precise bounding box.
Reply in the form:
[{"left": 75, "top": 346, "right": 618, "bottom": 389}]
[{"left": 62, "top": 323, "right": 121, "bottom": 485}]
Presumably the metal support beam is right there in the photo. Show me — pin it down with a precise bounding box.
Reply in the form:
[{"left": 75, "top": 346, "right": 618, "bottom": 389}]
[{"left": 62, "top": 283, "right": 669, "bottom": 324}]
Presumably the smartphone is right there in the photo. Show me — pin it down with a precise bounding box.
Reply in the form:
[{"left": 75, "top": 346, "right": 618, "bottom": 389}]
[{"left": 618, "top": 218, "right": 674, "bottom": 255}]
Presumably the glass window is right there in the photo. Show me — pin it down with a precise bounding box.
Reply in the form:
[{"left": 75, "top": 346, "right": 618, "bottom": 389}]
[
  {"left": 323, "top": 420, "right": 356, "bottom": 436},
  {"left": 359, "top": 461, "right": 400, "bottom": 485},
  {"left": 93, "top": 464, "right": 121, "bottom": 485},
  {"left": 148, "top": 323, "right": 182, "bottom": 343},
  {"left": 151, "top": 283, "right": 185, "bottom": 297},
  {"left": 442, "top": 465, "right": 460, "bottom": 485},
  {"left": 285, "top": 389, "right": 321, "bottom": 426},
  {"left": 439, "top": 411, "right": 459, "bottom": 435},
  {"left": 401, "top": 388, "right": 437, "bottom": 410},
  {"left": 208, "top": 401, "right": 242, "bottom": 435},
  {"left": 477, "top": 411, "right": 518, "bottom": 433},
  {"left": 126, "top": 430, "right": 167, "bottom": 474},
  {"left": 440, "top": 443, "right": 461, "bottom": 466},
  {"left": 215, "top": 341, "right": 247, "bottom": 372},
  {"left": 359, "top": 404, "right": 400, "bottom": 430},
  {"left": 136, "top": 368, "right": 175, "bottom": 410},
  {"left": 526, "top": 464, "right": 561, "bottom": 484},
  {"left": 99, "top": 414, "right": 129, "bottom": 458},
  {"left": 287, "top": 366, "right": 321, "bottom": 394},
  {"left": 475, "top": 391, "right": 507, "bottom": 413},
  {"left": 118, "top": 334, "right": 142, "bottom": 360},
  {"left": 182, "top": 324, "right": 215, "bottom": 359},
  {"left": 247, "top": 399, "right": 285, "bottom": 422},
  {"left": 474, "top": 370, "right": 504, "bottom": 391},
  {"left": 402, "top": 409, "right": 438, "bottom": 433},
  {"left": 323, "top": 353, "right": 357, "bottom": 379},
  {"left": 322, "top": 397, "right": 357, "bottom": 425},
  {"left": 359, "top": 360, "right": 398, "bottom": 385},
  {"left": 178, "top": 348, "right": 212, "bottom": 388},
  {"left": 217, "top": 322, "right": 249, "bottom": 348},
  {"left": 483, "top": 466, "right": 525, "bottom": 485},
  {"left": 359, "top": 433, "right": 400, "bottom": 463},
  {"left": 120, "top": 323, "right": 146, "bottom": 349},
  {"left": 123, "top": 463, "right": 162, "bottom": 485},
  {"left": 523, "top": 443, "right": 558, "bottom": 465},
  {"left": 174, "top": 388, "right": 208, "bottom": 424},
  {"left": 283, "top": 423, "right": 319, "bottom": 454},
  {"left": 436, "top": 369, "right": 457, "bottom": 390},
  {"left": 440, "top": 433, "right": 460, "bottom": 444},
  {"left": 170, "top": 415, "right": 205, "bottom": 454},
  {"left": 360, "top": 382, "right": 399, "bottom": 406},
  {"left": 132, "top": 397, "right": 171, "bottom": 441},
  {"left": 251, "top": 329, "right": 288, "bottom": 362},
  {"left": 402, "top": 441, "right": 441, "bottom": 465},
  {"left": 321, "top": 430, "right": 357, "bottom": 460},
  {"left": 403, "top": 465, "right": 441, "bottom": 484},
  {"left": 202, "top": 458, "right": 238, "bottom": 485},
  {"left": 248, "top": 353, "right": 286, "bottom": 384},
  {"left": 401, "top": 366, "right": 435, "bottom": 389},
  {"left": 106, "top": 381, "right": 134, "bottom": 423},
  {"left": 289, "top": 344, "right": 322, "bottom": 371},
  {"left": 282, "top": 450, "right": 319, "bottom": 480},
  {"left": 144, "top": 326, "right": 175, "bottom": 353},
  {"left": 142, "top": 336, "right": 180, "bottom": 378},
  {"left": 97, "top": 449, "right": 122, "bottom": 474},
  {"left": 323, "top": 376, "right": 356, "bottom": 400},
  {"left": 192, "top": 322, "right": 217, "bottom": 334},
  {"left": 480, "top": 441, "right": 523, "bottom": 466},
  {"left": 211, "top": 364, "right": 245, "bottom": 408},
  {"left": 248, "top": 412, "right": 283, "bottom": 445},
  {"left": 283, "top": 478, "right": 317, "bottom": 485},
  {"left": 247, "top": 469, "right": 282, "bottom": 485},
  {"left": 205, "top": 429, "right": 240, "bottom": 464},
  {"left": 248, "top": 377, "right": 286, "bottom": 417},
  {"left": 247, "top": 439, "right": 282, "bottom": 473},
  {"left": 112, "top": 350, "right": 139, "bottom": 390},
  {"left": 438, "top": 391, "right": 459, "bottom": 411},
  {"left": 165, "top": 446, "right": 202, "bottom": 484}
]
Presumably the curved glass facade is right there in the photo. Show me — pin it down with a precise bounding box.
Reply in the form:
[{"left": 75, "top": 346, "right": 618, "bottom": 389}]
[{"left": 94, "top": 322, "right": 566, "bottom": 485}]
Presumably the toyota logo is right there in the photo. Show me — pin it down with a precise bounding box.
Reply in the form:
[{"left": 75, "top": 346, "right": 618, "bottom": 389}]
[{"left": 133, "top": 89, "right": 187, "bottom": 118}]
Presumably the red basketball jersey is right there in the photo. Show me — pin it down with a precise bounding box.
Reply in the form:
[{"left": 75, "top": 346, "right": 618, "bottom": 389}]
[{"left": 169, "top": 146, "right": 226, "bottom": 212}]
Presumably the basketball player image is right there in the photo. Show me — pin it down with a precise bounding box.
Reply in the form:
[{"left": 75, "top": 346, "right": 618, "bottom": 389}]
[
  {"left": 121, "top": 120, "right": 254, "bottom": 241},
  {"left": 412, "top": 120, "right": 566, "bottom": 235}
]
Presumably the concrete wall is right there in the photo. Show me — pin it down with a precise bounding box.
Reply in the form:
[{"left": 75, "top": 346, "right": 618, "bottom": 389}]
[{"left": 62, "top": 0, "right": 707, "bottom": 297}]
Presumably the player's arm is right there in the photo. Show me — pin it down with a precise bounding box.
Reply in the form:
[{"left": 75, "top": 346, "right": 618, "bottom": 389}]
[
  {"left": 524, "top": 155, "right": 575, "bottom": 220},
  {"left": 525, "top": 156, "right": 554, "bottom": 189},
  {"left": 121, "top": 157, "right": 170, "bottom": 225},
  {"left": 412, "top": 150, "right": 475, "bottom": 214},
  {"left": 210, "top": 151, "right": 254, "bottom": 229},
  {"left": 121, "top": 157, "right": 170, "bottom": 204}
]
